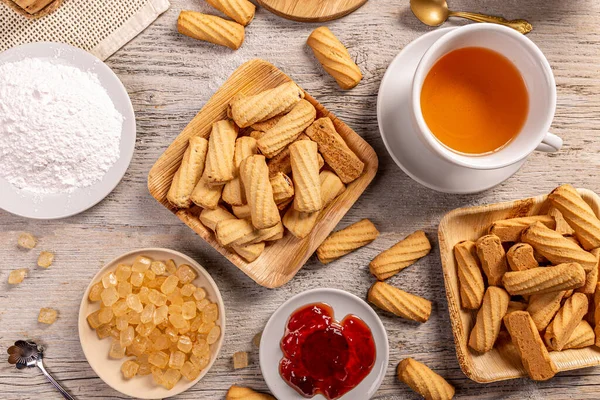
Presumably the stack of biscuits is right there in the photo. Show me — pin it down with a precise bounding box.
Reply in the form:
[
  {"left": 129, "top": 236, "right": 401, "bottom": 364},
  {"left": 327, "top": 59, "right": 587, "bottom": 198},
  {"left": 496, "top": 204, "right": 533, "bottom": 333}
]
[
  {"left": 454, "top": 184, "right": 600, "bottom": 381},
  {"left": 165, "top": 81, "right": 365, "bottom": 263}
]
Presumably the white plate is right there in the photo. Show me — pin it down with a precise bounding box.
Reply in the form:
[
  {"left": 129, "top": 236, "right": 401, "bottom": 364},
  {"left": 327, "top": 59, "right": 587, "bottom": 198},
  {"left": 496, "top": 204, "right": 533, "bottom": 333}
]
[
  {"left": 78, "top": 248, "right": 226, "bottom": 400},
  {"left": 260, "top": 288, "right": 389, "bottom": 400},
  {"left": 0, "top": 42, "right": 136, "bottom": 219},
  {"left": 377, "top": 28, "right": 525, "bottom": 194}
]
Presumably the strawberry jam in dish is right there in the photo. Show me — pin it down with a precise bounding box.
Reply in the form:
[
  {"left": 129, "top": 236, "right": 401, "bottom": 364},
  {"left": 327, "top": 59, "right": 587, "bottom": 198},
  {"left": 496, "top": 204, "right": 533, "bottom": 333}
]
[{"left": 279, "top": 302, "right": 376, "bottom": 399}]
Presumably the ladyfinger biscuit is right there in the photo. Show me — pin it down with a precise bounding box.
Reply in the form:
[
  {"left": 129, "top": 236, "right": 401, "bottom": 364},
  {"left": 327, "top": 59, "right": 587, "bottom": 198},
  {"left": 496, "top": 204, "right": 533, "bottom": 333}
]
[
  {"left": 167, "top": 136, "right": 209, "bottom": 208},
  {"left": 232, "top": 204, "right": 251, "bottom": 219},
  {"left": 233, "top": 222, "right": 284, "bottom": 246},
  {"left": 203, "top": 120, "right": 238, "bottom": 185},
  {"left": 453, "top": 240, "right": 485, "bottom": 310},
  {"left": 283, "top": 171, "right": 346, "bottom": 239},
  {"left": 229, "top": 81, "right": 304, "bottom": 128},
  {"left": 521, "top": 221, "right": 598, "bottom": 271},
  {"left": 475, "top": 234, "right": 508, "bottom": 286},
  {"left": 215, "top": 218, "right": 254, "bottom": 247},
  {"left": 502, "top": 263, "right": 586, "bottom": 296},
  {"left": 489, "top": 215, "right": 556, "bottom": 242},
  {"left": 370, "top": 231, "right": 432, "bottom": 281},
  {"left": 544, "top": 292, "right": 588, "bottom": 351},
  {"left": 548, "top": 206, "right": 575, "bottom": 236},
  {"left": 305, "top": 117, "right": 364, "bottom": 183},
  {"left": 503, "top": 311, "right": 557, "bottom": 381},
  {"left": 222, "top": 136, "right": 258, "bottom": 206},
  {"left": 468, "top": 286, "right": 510, "bottom": 353},
  {"left": 251, "top": 115, "right": 284, "bottom": 132},
  {"left": 550, "top": 184, "right": 600, "bottom": 250},
  {"left": 190, "top": 177, "right": 224, "bottom": 209},
  {"left": 178, "top": 11, "right": 244, "bottom": 50},
  {"left": 578, "top": 248, "right": 600, "bottom": 294},
  {"left": 199, "top": 205, "right": 236, "bottom": 231},
  {"left": 205, "top": 0, "right": 255, "bottom": 26},
  {"left": 368, "top": 281, "right": 432, "bottom": 323},
  {"left": 526, "top": 290, "right": 566, "bottom": 331},
  {"left": 232, "top": 242, "right": 265, "bottom": 263},
  {"left": 226, "top": 385, "right": 275, "bottom": 400},
  {"left": 307, "top": 27, "right": 363, "bottom": 90},
  {"left": 239, "top": 155, "right": 281, "bottom": 229},
  {"left": 397, "top": 358, "right": 455, "bottom": 400},
  {"left": 257, "top": 100, "right": 317, "bottom": 158},
  {"left": 562, "top": 320, "right": 595, "bottom": 350},
  {"left": 316, "top": 219, "right": 379, "bottom": 264},
  {"left": 270, "top": 172, "right": 294, "bottom": 205},
  {"left": 507, "top": 243, "right": 538, "bottom": 271},
  {"left": 290, "top": 140, "right": 322, "bottom": 213}
]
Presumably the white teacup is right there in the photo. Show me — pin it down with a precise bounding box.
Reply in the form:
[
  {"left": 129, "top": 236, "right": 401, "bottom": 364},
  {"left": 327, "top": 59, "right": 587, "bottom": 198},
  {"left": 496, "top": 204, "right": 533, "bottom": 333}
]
[{"left": 411, "top": 23, "right": 562, "bottom": 170}]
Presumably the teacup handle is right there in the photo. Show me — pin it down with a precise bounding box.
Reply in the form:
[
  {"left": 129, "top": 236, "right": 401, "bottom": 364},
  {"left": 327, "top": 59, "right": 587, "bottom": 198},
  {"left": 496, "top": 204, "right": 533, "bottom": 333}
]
[{"left": 536, "top": 132, "right": 562, "bottom": 152}]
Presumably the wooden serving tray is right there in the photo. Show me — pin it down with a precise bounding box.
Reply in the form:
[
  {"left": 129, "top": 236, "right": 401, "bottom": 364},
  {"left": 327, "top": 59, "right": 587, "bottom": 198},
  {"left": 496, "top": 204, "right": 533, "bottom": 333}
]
[
  {"left": 148, "top": 59, "right": 378, "bottom": 288},
  {"left": 438, "top": 188, "right": 600, "bottom": 383},
  {"left": 257, "top": 0, "right": 368, "bottom": 22}
]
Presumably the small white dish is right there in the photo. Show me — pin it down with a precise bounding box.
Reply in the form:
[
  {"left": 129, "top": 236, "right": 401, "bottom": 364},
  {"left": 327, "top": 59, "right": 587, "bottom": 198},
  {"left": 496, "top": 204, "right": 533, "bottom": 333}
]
[
  {"left": 259, "top": 288, "right": 389, "bottom": 400},
  {"left": 377, "top": 28, "right": 525, "bottom": 194},
  {"left": 78, "top": 248, "right": 225, "bottom": 400},
  {"left": 0, "top": 42, "right": 136, "bottom": 219}
]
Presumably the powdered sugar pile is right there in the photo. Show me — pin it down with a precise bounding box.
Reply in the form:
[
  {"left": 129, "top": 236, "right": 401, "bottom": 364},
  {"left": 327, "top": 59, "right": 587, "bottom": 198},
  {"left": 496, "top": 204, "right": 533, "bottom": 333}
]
[{"left": 0, "top": 58, "right": 123, "bottom": 194}]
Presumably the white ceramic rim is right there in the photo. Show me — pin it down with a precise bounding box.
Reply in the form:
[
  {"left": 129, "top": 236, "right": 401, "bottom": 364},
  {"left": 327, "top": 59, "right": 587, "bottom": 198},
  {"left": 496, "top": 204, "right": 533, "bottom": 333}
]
[
  {"left": 77, "top": 248, "right": 226, "bottom": 399},
  {"left": 411, "top": 23, "right": 557, "bottom": 170},
  {"left": 259, "top": 288, "right": 389, "bottom": 400},
  {"left": 0, "top": 42, "right": 136, "bottom": 219}
]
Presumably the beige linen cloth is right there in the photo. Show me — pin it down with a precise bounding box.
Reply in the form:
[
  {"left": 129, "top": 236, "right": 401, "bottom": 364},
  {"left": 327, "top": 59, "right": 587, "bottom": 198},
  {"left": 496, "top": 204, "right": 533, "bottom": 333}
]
[{"left": 0, "top": 0, "right": 170, "bottom": 60}]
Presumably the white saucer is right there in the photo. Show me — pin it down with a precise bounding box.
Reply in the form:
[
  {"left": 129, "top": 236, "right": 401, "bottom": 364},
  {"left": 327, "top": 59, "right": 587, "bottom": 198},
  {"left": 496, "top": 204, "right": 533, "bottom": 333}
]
[
  {"left": 259, "top": 288, "right": 389, "bottom": 400},
  {"left": 377, "top": 28, "right": 525, "bottom": 194},
  {"left": 0, "top": 42, "right": 136, "bottom": 219}
]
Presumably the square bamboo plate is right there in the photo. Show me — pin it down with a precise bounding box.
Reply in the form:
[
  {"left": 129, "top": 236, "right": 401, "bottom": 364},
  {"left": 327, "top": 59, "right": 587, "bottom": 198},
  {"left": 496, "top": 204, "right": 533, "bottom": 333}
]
[
  {"left": 438, "top": 188, "right": 600, "bottom": 383},
  {"left": 148, "top": 59, "right": 378, "bottom": 289}
]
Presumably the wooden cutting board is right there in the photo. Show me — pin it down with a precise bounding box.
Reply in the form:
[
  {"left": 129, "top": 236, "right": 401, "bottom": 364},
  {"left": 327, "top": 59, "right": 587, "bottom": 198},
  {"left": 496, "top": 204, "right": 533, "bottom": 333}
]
[{"left": 256, "top": 0, "right": 368, "bottom": 22}]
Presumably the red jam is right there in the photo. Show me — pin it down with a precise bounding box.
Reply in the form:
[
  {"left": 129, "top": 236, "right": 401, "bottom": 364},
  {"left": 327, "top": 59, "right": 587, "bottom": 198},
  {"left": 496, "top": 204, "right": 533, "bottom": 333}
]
[{"left": 279, "top": 303, "right": 376, "bottom": 399}]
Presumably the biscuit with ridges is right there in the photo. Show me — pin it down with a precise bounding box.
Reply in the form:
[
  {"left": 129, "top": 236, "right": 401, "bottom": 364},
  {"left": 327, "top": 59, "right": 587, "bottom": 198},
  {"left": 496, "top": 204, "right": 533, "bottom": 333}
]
[
  {"left": 550, "top": 184, "right": 600, "bottom": 250},
  {"left": 233, "top": 222, "right": 284, "bottom": 246},
  {"left": 231, "top": 242, "right": 265, "bottom": 263},
  {"left": 251, "top": 115, "right": 284, "bottom": 132},
  {"left": 204, "top": 120, "right": 238, "bottom": 184},
  {"left": 489, "top": 215, "right": 556, "bottom": 242},
  {"left": 178, "top": 11, "right": 245, "bottom": 50},
  {"left": 453, "top": 240, "right": 485, "bottom": 309},
  {"left": 226, "top": 385, "right": 275, "bottom": 400},
  {"left": 290, "top": 140, "right": 322, "bottom": 213},
  {"left": 502, "top": 263, "right": 586, "bottom": 296},
  {"left": 257, "top": 99, "right": 316, "bottom": 158},
  {"left": 548, "top": 206, "right": 575, "bottom": 236},
  {"left": 283, "top": 171, "right": 345, "bottom": 239},
  {"left": 507, "top": 243, "right": 538, "bottom": 271},
  {"left": 307, "top": 26, "right": 363, "bottom": 90},
  {"left": 526, "top": 290, "right": 566, "bottom": 331},
  {"left": 317, "top": 219, "right": 378, "bottom": 264},
  {"left": 250, "top": 130, "right": 265, "bottom": 141},
  {"left": 577, "top": 248, "right": 599, "bottom": 294},
  {"left": 267, "top": 135, "right": 324, "bottom": 177},
  {"left": 270, "top": 172, "right": 294, "bottom": 205},
  {"left": 475, "top": 234, "right": 508, "bottom": 286},
  {"left": 199, "top": 206, "right": 236, "bottom": 231},
  {"left": 205, "top": 0, "right": 255, "bottom": 26},
  {"left": 521, "top": 221, "right": 598, "bottom": 271},
  {"left": 544, "top": 292, "right": 588, "bottom": 351},
  {"left": 229, "top": 81, "right": 304, "bottom": 128},
  {"left": 190, "top": 177, "right": 223, "bottom": 209},
  {"left": 368, "top": 281, "right": 431, "bottom": 323},
  {"left": 503, "top": 311, "right": 557, "bottom": 381},
  {"left": 468, "top": 286, "right": 510, "bottom": 353},
  {"left": 397, "top": 358, "right": 455, "bottom": 400},
  {"left": 167, "top": 136, "right": 209, "bottom": 208},
  {"left": 239, "top": 155, "right": 281, "bottom": 229},
  {"left": 305, "top": 117, "right": 364, "bottom": 183},
  {"left": 232, "top": 204, "right": 251, "bottom": 219},
  {"left": 215, "top": 218, "right": 254, "bottom": 246},
  {"left": 369, "top": 231, "right": 431, "bottom": 281},
  {"left": 562, "top": 320, "right": 595, "bottom": 350},
  {"left": 222, "top": 136, "right": 258, "bottom": 205}
]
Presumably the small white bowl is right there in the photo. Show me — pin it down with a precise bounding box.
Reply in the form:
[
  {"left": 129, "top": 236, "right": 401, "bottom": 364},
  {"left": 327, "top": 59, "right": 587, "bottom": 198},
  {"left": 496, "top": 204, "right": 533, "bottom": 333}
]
[
  {"left": 260, "top": 288, "right": 389, "bottom": 400},
  {"left": 78, "top": 248, "right": 225, "bottom": 399}
]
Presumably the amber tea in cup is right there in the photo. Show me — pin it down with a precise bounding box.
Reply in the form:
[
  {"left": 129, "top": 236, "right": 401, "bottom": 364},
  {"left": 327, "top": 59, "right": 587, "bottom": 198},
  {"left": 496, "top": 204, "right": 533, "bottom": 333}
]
[{"left": 420, "top": 47, "right": 529, "bottom": 155}]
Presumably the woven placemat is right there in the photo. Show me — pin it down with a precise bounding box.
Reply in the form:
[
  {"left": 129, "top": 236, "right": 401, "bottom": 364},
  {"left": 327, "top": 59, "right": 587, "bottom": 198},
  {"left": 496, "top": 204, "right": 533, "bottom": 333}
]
[{"left": 0, "top": 0, "right": 170, "bottom": 60}]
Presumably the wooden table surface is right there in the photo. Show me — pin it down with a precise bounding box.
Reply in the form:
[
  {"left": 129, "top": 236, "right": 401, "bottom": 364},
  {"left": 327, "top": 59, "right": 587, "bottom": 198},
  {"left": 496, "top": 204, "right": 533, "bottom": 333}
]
[{"left": 2, "top": 0, "right": 600, "bottom": 399}]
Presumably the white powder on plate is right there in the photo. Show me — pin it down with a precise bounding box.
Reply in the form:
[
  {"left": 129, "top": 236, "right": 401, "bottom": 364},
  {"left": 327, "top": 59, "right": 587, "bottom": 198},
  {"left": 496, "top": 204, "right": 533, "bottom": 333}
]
[{"left": 0, "top": 58, "right": 123, "bottom": 195}]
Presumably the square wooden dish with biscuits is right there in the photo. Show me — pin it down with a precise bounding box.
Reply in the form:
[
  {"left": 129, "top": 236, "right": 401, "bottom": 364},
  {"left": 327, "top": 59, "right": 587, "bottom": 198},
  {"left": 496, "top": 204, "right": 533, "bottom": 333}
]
[
  {"left": 439, "top": 187, "right": 600, "bottom": 383},
  {"left": 148, "top": 59, "right": 377, "bottom": 288}
]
